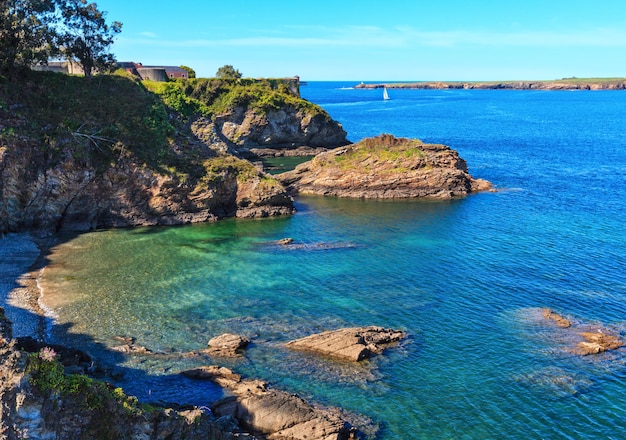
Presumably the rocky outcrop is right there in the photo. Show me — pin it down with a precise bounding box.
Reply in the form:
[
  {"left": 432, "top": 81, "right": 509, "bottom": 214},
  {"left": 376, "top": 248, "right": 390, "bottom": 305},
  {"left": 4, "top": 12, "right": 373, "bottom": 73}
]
[
  {"left": 542, "top": 308, "right": 572, "bottom": 328},
  {"left": 0, "top": 73, "right": 352, "bottom": 234},
  {"left": 278, "top": 134, "right": 492, "bottom": 199},
  {"left": 213, "top": 105, "right": 349, "bottom": 158},
  {"left": 576, "top": 331, "right": 624, "bottom": 355},
  {"left": 205, "top": 333, "right": 250, "bottom": 357},
  {"left": 286, "top": 326, "right": 407, "bottom": 362},
  {"left": 182, "top": 366, "right": 357, "bottom": 440}
]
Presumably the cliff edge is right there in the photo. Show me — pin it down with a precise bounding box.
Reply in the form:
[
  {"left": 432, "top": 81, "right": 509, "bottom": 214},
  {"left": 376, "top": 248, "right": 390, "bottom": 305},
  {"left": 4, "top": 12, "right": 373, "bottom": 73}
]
[{"left": 0, "top": 72, "right": 348, "bottom": 234}]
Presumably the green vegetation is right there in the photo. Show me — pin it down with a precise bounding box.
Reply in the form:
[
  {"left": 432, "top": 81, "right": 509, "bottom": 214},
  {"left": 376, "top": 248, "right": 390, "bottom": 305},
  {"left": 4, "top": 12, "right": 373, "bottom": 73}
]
[
  {"left": 194, "top": 155, "right": 266, "bottom": 191},
  {"left": 145, "top": 77, "right": 326, "bottom": 118},
  {"left": 0, "top": 0, "right": 121, "bottom": 77},
  {"left": 26, "top": 348, "right": 141, "bottom": 416},
  {"left": 0, "top": 68, "right": 323, "bottom": 189},
  {"left": 144, "top": 80, "right": 210, "bottom": 118},
  {"left": 58, "top": 0, "right": 122, "bottom": 78},
  {"left": 215, "top": 64, "right": 242, "bottom": 79},
  {"left": 333, "top": 134, "right": 426, "bottom": 170},
  {"left": 0, "top": 69, "right": 174, "bottom": 171}
]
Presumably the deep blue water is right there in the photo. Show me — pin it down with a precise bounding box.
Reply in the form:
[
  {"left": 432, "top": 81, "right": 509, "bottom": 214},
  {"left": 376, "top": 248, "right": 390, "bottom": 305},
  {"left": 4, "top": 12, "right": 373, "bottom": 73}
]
[{"left": 41, "top": 82, "right": 626, "bottom": 439}]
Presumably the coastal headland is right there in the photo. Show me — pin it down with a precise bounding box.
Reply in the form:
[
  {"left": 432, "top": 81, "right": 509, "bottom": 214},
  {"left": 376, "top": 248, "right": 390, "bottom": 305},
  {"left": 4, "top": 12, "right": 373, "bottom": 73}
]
[{"left": 355, "top": 77, "right": 626, "bottom": 90}]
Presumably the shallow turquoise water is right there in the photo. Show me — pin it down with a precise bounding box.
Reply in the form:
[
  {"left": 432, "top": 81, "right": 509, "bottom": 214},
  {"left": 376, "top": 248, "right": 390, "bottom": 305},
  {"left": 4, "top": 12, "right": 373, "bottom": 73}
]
[{"left": 41, "top": 84, "right": 626, "bottom": 438}]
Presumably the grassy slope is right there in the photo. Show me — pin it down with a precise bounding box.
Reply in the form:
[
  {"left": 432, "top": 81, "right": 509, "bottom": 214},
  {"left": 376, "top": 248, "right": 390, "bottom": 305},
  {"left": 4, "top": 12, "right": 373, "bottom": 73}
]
[
  {"left": 0, "top": 71, "right": 309, "bottom": 183},
  {"left": 144, "top": 77, "right": 329, "bottom": 119},
  {"left": 0, "top": 70, "right": 173, "bottom": 172}
]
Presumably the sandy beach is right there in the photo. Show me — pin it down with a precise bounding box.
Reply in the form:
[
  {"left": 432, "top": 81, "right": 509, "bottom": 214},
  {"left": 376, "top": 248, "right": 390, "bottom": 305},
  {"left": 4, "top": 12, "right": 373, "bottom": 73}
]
[{"left": 0, "top": 233, "right": 48, "bottom": 339}]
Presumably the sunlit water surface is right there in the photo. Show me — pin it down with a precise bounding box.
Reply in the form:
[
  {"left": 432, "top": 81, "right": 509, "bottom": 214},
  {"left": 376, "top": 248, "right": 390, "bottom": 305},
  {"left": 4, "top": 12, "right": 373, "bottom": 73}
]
[{"left": 41, "top": 83, "right": 626, "bottom": 439}]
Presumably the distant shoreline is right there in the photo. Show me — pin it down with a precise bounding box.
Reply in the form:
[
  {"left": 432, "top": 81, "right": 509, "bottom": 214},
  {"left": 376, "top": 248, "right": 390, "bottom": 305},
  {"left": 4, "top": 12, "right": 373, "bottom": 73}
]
[{"left": 354, "top": 78, "right": 626, "bottom": 90}]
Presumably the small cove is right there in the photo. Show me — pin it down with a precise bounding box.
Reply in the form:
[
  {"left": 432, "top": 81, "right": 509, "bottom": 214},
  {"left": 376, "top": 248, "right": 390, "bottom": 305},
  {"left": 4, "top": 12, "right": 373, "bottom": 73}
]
[{"left": 38, "top": 84, "right": 626, "bottom": 438}]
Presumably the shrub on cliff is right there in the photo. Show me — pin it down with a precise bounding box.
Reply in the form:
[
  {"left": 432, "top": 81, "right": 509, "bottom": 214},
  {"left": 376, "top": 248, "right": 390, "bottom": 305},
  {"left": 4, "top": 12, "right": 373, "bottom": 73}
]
[
  {"left": 144, "top": 77, "right": 329, "bottom": 120},
  {"left": 0, "top": 69, "right": 174, "bottom": 171},
  {"left": 26, "top": 347, "right": 141, "bottom": 414}
]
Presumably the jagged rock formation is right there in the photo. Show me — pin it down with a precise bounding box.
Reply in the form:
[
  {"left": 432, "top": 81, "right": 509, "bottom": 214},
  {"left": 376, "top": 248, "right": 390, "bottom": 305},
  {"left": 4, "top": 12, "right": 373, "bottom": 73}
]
[
  {"left": 286, "top": 326, "right": 407, "bottom": 362},
  {"left": 0, "top": 142, "right": 294, "bottom": 233},
  {"left": 278, "top": 134, "right": 492, "bottom": 199},
  {"left": 0, "top": 73, "right": 354, "bottom": 233},
  {"left": 213, "top": 105, "right": 349, "bottom": 158},
  {"left": 182, "top": 366, "right": 357, "bottom": 440}
]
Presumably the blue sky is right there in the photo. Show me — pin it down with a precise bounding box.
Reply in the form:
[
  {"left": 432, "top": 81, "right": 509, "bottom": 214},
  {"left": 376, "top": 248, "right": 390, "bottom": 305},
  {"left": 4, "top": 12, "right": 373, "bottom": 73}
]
[{"left": 96, "top": 0, "right": 626, "bottom": 81}]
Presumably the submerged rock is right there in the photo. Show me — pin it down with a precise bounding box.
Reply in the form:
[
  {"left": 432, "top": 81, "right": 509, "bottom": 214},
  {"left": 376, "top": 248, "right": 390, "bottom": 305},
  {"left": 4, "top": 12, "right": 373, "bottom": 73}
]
[
  {"left": 539, "top": 308, "right": 625, "bottom": 356},
  {"left": 286, "top": 326, "right": 407, "bottom": 362},
  {"left": 111, "top": 336, "right": 156, "bottom": 355},
  {"left": 542, "top": 308, "right": 572, "bottom": 328}
]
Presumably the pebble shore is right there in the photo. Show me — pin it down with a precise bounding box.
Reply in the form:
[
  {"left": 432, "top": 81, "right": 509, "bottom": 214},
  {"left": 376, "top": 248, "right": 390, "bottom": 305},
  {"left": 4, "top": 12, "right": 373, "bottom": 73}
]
[{"left": 0, "top": 233, "right": 46, "bottom": 338}]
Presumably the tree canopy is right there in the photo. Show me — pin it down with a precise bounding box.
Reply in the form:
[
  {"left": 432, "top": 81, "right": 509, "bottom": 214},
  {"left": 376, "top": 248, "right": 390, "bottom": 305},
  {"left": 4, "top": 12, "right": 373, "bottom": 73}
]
[
  {"left": 0, "top": 0, "right": 59, "bottom": 76},
  {"left": 179, "top": 65, "right": 196, "bottom": 79},
  {"left": 58, "top": 0, "right": 122, "bottom": 77},
  {"left": 0, "top": 0, "right": 122, "bottom": 78},
  {"left": 215, "top": 65, "right": 242, "bottom": 79}
]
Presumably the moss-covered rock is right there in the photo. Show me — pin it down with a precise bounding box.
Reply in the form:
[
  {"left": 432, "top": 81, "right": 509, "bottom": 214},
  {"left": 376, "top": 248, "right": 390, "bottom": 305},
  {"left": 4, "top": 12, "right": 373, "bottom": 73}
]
[{"left": 278, "top": 134, "right": 492, "bottom": 198}]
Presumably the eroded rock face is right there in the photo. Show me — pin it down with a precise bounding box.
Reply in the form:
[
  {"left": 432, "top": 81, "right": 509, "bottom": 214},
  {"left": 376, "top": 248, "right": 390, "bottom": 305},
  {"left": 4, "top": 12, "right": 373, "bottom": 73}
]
[
  {"left": 0, "top": 140, "right": 294, "bottom": 234},
  {"left": 278, "top": 134, "right": 492, "bottom": 199},
  {"left": 213, "top": 105, "right": 349, "bottom": 155},
  {"left": 183, "top": 365, "right": 356, "bottom": 440},
  {"left": 286, "top": 326, "right": 407, "bottom": 362}
]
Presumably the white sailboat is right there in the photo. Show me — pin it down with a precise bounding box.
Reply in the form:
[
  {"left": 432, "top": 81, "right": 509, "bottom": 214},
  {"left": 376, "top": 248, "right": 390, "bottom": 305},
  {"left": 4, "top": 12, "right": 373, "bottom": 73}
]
[{"left": 383, "top": 87, "right": 390, "bottom": 100}]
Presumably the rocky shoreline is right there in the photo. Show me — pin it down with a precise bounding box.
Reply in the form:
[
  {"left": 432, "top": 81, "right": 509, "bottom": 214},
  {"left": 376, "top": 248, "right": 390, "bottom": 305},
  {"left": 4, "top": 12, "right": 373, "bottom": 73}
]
[
  {"left": 0, "top": 234, "right": 48, "bottom": 340},
  {"left": 0, "top": 233, "right": 409, "bottom": 439},
  {"left": 354, "top": 79, "right": 626, "bottom": 91},
  {"left": 0, "top": 71, "right": 501, "bottom": 438}
]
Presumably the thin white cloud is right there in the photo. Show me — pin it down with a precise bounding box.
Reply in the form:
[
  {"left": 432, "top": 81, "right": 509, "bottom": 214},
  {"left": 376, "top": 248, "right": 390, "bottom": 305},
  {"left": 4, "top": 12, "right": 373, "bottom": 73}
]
[
  {"left": 138, "top": 31, "right": 158, "bottom": 39},
  {"left": 118, "top": 26, "right": 626, "bottom": 50},
  {"left": 399, "top": 27, "right": 626, "bottom": 48}
]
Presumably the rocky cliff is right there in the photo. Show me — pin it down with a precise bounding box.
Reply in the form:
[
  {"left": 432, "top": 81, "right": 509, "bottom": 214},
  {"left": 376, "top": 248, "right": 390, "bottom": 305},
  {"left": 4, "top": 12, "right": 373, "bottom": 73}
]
[
  {"left": 0, "top": 72, "right": 347, "bottom": 234},
  {"left": 214, "top": 104, "right": 349, "bottom": 158},
  {"left": 278, "top": 134, "right": 491, "bottom": 198}
]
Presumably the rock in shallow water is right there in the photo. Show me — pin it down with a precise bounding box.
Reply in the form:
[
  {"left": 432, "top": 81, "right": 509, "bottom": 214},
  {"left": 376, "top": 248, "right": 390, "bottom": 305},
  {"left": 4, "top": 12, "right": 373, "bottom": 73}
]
[
  {"left": 182, "top": 365, "right": 358, "bottom": 440},
  {"left": 206, "top": 333, "right": 250, "bottom": 357},
  {"left": 286, "top": 326, "right": 407, "bottom": 362}
]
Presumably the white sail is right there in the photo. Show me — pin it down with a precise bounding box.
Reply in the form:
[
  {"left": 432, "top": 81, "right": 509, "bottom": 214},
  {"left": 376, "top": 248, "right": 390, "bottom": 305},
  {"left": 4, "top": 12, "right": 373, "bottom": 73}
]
[{"left": 383, "top": 87, "right": 390, "bottom": 100}]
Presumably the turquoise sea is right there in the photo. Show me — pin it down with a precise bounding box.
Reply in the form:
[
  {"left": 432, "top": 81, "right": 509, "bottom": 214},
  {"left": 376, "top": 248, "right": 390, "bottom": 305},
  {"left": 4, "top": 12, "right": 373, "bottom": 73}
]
[{"left": 40, "top": 83, "right": 626, "bottom": 439}]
